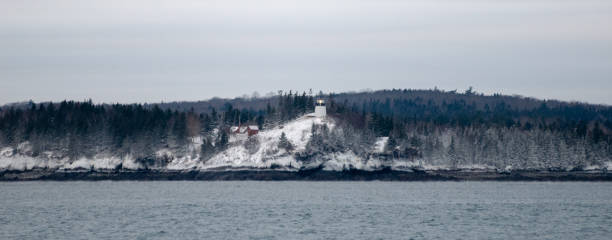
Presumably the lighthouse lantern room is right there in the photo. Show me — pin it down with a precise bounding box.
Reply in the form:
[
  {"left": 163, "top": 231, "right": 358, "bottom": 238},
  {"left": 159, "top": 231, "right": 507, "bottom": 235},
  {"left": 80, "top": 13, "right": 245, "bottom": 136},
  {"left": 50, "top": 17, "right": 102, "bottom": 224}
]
[{"left": 314, "top": 99, "right": 326, "bottom": 117}]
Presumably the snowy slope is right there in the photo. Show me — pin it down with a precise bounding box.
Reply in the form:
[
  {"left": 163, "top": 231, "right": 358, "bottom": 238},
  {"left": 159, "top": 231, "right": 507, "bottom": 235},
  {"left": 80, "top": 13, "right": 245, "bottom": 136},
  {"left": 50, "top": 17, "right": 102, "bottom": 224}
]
[{"left": 200, "top": 116, "right": 332, "bottom": 170}]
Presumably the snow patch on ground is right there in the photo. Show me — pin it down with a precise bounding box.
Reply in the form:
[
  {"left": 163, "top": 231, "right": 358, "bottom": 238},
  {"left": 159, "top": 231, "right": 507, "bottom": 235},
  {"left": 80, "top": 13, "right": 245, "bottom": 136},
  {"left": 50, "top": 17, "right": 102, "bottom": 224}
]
[
  {"left": 165, "top": 140, "right": 204, "bottom": 170},
  {"left": 391, "top": 160, "right": 426, "bottom": 170},
  {"left": 58, "top": 155, "right": 132, "bottom": 170},
  {"left": 167, "top": 155, "right": 200, "bottom": 170},
  {"left": 603, "top": 162, "right": 612, "bottom": 171},
  {"left": 321, "top": 152, "right": 387, "bottom": 171},
  {"left": 0, "top": 155, "right": 37, "bottom": 171},
  {"left": 91, "top": 155, "right": 124, "bottom": 170},
  {"left": 584, "top": 164, "right": 602, "bottom": 171},
  {"left": 65, "top": 158, "right": 93, "bottom": 170},
  {"left": 120, "top": 155, "right": 143, "bottom": 170},
  {"left": 1, "top": 147, "right": 14, "bottom": 157},
  {"left": 373, "top": 137, "right": 388, "bottom": 153},
  {"left": 390, "top": 160, "right": 456, "bottom": 171},
  {"left": 156, "top": 149, "right": 173, "bottom": 159},
  {"left": 0, "top": 154, "right": 69, "bottom": 171},
  {"left": 457, "top": 164, "right": 498, "bottom": 171}
]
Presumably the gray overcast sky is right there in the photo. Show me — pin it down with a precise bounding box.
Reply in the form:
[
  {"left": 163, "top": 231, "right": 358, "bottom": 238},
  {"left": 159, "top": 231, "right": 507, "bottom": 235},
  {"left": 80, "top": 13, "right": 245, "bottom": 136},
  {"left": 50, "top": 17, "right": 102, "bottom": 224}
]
[{"left": 1, "top": 0, "right": 611, "bottom": 105}]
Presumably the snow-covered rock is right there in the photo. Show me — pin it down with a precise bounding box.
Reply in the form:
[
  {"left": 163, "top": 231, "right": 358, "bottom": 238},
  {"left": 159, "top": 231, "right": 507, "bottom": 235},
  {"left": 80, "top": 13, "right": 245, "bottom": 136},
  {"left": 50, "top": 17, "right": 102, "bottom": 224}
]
[{"left": 322, "top": 152, "right": 382, "bottom": 171}]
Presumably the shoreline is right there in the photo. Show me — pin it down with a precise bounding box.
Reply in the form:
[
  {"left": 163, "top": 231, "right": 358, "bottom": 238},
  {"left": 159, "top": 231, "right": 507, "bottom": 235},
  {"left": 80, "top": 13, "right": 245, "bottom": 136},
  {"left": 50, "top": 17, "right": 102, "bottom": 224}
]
[{"left": 1, "top": 168, "right": 611, "bottom": 181}]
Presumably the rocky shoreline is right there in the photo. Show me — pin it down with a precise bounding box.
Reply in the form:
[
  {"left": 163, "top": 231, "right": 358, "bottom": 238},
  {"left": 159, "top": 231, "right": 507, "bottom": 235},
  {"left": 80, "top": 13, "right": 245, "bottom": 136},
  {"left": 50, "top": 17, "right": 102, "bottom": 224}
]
[{"left": 1, "top": 168, "right": 611, "bottom": 181}]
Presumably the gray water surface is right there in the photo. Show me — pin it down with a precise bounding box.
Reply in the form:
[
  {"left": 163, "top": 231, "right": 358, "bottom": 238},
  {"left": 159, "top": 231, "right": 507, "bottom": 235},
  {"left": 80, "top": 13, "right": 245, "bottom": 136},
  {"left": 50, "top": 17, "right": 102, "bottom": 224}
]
[{"left": 1, "top": 181, "right": 612, "bottom": 239}]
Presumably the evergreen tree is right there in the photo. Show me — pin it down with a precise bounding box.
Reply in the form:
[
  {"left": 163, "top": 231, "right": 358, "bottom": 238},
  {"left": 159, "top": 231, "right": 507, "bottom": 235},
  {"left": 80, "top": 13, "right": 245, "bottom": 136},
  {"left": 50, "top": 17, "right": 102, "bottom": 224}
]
[
  {"left": 278, "top": 132, "right": 294, "bottom": 152},
  {"left": 216, "top": 131, "right": 229, "bottom": 149}
]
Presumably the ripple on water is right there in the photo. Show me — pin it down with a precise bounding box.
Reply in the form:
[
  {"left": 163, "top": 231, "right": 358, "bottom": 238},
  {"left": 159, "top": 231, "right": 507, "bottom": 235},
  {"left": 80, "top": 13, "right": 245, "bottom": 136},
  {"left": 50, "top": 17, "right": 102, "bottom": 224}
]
[{"left": 0, "top": 181, "right": 611, "bottom": 239}]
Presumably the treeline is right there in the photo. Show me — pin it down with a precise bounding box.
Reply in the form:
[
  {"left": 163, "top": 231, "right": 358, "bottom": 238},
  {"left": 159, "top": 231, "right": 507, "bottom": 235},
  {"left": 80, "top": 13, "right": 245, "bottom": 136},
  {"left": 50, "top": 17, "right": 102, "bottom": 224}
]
[
  {"left": 0, "top": 101, "right": 203, "bottom": 161},
  {"left": 155, "top": 87, "right": 611, "bottom": 143},
  {"left": 0, "top": 91, "right": 315, "bottom": 163},
  {"left": 0, "top": 88, "right": 611, "bottom": 169},
  {"left": 324, "top": 89, "right": 611, "bottom": 144},
  {"left": 307, "top": 89, "right": 612, "bottom": 169}
]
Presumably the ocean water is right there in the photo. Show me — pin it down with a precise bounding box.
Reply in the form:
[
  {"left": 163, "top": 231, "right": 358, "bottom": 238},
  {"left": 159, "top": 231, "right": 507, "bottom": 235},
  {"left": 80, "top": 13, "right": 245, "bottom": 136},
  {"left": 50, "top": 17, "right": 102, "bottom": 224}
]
[{"left": 1, "top": 181, "right": 612, "bottom": 240}]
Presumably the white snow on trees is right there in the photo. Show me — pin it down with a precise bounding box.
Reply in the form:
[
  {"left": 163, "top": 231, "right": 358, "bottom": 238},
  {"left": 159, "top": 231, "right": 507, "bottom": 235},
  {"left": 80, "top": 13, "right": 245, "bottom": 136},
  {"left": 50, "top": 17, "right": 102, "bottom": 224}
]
[{"left": 1, "top": 114, "right": 611, "bottom": 172}]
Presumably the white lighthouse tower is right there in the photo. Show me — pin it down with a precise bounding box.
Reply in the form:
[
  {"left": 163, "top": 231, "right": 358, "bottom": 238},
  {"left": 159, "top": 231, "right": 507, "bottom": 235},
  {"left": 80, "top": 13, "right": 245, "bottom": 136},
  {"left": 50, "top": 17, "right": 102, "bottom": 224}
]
[{"left": 314, "top": 99, "right": 326, "bottom": 117}]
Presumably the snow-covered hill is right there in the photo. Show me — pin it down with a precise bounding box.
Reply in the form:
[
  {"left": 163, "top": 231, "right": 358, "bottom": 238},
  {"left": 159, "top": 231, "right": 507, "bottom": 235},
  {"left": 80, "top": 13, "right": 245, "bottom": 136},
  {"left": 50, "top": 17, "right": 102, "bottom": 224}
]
[
  {"left": 159, "top": 116, "right": 333, "bottom": 170},
  {"left": 200, "top": 116, "right": 329, "bottom": 170}
]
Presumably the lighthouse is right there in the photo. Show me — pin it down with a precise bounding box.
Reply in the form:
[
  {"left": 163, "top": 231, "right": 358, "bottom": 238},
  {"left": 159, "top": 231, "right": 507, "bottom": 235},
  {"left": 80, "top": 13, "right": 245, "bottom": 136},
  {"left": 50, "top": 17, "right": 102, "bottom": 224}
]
[{"left": 314, "top": 99, "right": 326, "bottom": 117}]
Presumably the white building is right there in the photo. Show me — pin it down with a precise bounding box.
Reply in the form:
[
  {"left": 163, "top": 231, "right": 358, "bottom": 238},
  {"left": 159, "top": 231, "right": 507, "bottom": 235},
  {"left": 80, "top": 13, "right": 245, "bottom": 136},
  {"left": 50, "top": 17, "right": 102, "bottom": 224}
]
[
  {"left": 306, "top": 99, "right": 327, "bottom": 118},
  {"left": 314, "top": 99, "right": 326, "bottom": 117}
]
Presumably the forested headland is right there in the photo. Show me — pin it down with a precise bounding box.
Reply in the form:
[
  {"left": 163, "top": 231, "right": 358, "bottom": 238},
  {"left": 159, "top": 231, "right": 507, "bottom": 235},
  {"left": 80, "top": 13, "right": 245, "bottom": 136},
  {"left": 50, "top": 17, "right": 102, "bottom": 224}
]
[{"left": 1, "top": 88, "right": 611, "bottom": 174}]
